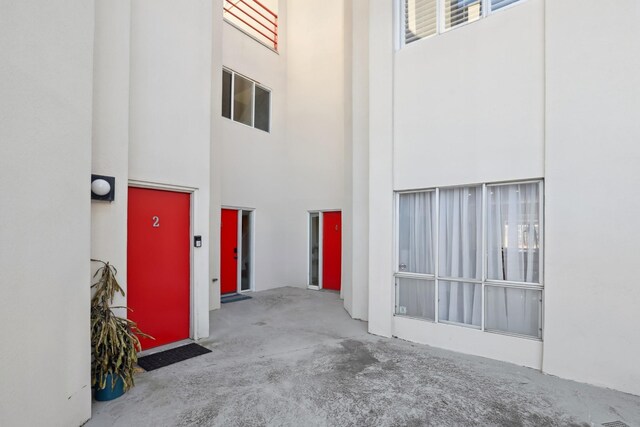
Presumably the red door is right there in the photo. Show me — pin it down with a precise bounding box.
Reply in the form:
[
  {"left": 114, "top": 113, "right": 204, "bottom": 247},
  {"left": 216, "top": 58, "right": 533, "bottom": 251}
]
[
  {"left": 322, "top": 211, "right": 342, "bottom": 291},
  {"left": 221, "top": 209, "right": 238, "bottom": 295},
  {"left": 127, "top": 188, "right": 190, "bottom": 350}
]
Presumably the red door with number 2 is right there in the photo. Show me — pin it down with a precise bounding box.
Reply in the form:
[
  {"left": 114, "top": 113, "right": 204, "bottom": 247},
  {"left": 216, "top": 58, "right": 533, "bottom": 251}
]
[{"left": 127, "top": 187, "right": 191, "bottom": 350}]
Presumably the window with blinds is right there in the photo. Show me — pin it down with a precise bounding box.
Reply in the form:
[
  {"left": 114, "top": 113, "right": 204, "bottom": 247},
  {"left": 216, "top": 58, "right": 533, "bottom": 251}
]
[
  {"left": 405, "top": 0, "right": 437, "bottom": 44},
  {"left": 402, "top": 0, "right": 524, "bottom": 46},
  {"left": 444, "top": 0, "right": 482, "bottom": 30}
]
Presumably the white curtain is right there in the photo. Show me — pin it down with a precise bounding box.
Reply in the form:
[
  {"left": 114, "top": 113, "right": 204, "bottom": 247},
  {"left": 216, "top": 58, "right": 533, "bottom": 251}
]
[
  {"left": 438, "top": 187, "right": 482, "bottom": 326},
  {"left": 397, "top": 278, "right": 435, "bottom": 320},
  {"left": 399, "top": 192, "right": 435, "bottom": 274},
  {"left": 487, "top": 183, "right": 539, "bottom": 282},
  {"left": 486, "top": 182, "right": 541, "bottom": 336}
]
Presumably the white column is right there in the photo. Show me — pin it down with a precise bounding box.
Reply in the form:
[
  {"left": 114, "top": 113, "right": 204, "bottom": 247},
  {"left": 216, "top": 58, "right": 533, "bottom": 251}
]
[{"left": 367, "top": 0, "right": 395, "bottom": 336}]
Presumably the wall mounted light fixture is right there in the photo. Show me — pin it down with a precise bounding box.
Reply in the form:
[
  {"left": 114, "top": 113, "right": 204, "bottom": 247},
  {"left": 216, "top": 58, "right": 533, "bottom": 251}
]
[{"left": 91, "top": 174, "right": 115, "bottom": 202}]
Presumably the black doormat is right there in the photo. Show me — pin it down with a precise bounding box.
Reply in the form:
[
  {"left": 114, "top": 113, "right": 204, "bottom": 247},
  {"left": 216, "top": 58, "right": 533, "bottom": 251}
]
[
  {"left": 137, "top": 343, "right": 211, "bottom": 371},
  {"left": 221, "top": 293, "right": 252, "bottom": 304}
]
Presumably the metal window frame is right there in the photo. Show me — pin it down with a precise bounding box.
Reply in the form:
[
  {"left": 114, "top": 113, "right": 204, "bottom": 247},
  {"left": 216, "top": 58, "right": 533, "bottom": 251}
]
[
  {"left": 393, "top": 179, "right": 544, "bottom": 341},
  {"left": 222, "top": 67, "right": 272, "bottom": 133}
]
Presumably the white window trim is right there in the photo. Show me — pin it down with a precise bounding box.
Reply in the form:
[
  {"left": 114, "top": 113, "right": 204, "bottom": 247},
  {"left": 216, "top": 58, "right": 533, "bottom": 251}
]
[{"left": 393, "top": 179, "right": 544, "bottom": 341}]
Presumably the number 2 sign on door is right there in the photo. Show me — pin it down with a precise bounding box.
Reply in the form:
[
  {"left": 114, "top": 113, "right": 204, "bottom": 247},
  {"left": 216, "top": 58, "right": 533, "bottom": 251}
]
[{"left": 152, "top": 216, "right": 160, "bottom": 227}]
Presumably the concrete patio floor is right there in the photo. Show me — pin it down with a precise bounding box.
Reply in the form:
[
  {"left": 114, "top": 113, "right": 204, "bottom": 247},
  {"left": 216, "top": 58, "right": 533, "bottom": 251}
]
[{"left": 88, "top": 287, "right": 640, "bottom": 427}]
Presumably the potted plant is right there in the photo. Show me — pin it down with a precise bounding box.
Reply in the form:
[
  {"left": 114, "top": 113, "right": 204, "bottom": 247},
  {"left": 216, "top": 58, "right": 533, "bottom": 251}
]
[{"left": 91, "top": 259, "right": 152, "bottom": 401}]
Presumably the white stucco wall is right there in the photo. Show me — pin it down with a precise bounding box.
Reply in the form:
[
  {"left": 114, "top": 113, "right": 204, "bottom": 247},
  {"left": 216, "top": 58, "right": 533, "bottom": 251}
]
[
  {"left": 394, "top": 0, "right": 545, "bottom": 190},
  {"left": 543, "top": 0, "right": 640, "bottom": 396},
  {"left": 127, "top": 0, "right": 213, "bottom": 339},
  {"left": 91, "top": 0, "right": 130, "bottom": 308},
  {"left": 220, "top": 0, "right": 347, "bottom": 293},
  {"left": 221, "top": 2, "right": 290, "bottom": 292},
  {"left": 379, "top": 0, "right": 546, "bottom": 367},
  {"left": 284, "top": 0, "right": 347, "bottom": 288},
  {"left": 344, "top": 0, "right": 370, "bottom": 321},
  {"left": 367, "top": 0, "right": 396, "bottom": 338},
  {"left": 0, "top": 1, "right": 94, "bottom": 425}
]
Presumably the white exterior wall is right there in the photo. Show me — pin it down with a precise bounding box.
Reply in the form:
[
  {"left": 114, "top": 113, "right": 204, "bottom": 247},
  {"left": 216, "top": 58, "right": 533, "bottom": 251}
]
[
  {"left": 543, "top": 0, "right": 640, "bottom": 396},
  {"left": 0, "top": 1, "right": 94, "bottom": 425},
  {"left": 344, "top": 0, "right": 370, "bottom": 321},
  {"left": 284, "top": 0, "right": 347, "bottom": 288},
  {"left": 389, "top": 0, "right": 545, "bottom": 368},
  {"left": 220, "top": 0, "right": 347, "bottom": 293},
  {"left": 127, "top": 0, "right": 213, "bottom": 339},
  {"left": 91, "top": 0, "right": 130, "bottom": 308},
  {"left": 221, "top": 3, "right": 289, "bottom": 292},
  {"left": 368, "top": 0, "right": 395, "bottom": 337},
  {"left": 370, "top": 0, "right": 640, "bottom": 393},
  {"left": 394, "top": 0, "right": 545, "bottom": 190}
]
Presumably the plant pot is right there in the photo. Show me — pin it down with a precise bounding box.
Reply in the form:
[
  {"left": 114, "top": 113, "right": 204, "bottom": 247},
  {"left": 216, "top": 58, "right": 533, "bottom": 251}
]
[{"left": 94, "top": 373, "right": 125, "bottom": 401}]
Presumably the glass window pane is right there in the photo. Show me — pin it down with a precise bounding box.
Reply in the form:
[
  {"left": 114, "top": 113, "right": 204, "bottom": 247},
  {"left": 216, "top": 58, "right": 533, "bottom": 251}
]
[
  {"left": 222, "top": 70, "right": 232, "bottom": 119},
  {"left": 486, "top": 286, "right": 541, "bottom": 338},
  {"left": 438, "top": 280, "right": 481, "bottom": 327},
  {"left": 241, "top": 211, "right": 251, "bottom": 291},
  {"left": 309, "top": 213, "right": 320, "bottom": 287},
  {"left": 444, "top": 0, "right": 482, "bottom": 30},
  {"left": 405, "top": 0, "right": 437, "bottom": 44},
  {"left": 491, "top": 0, "right": 519, "bottom": 12},
  {"left": 399, "top": 192, "right": 435, "bottom": 274},
  {"left": 254, "top": 85, "right": 270, "bottom": 132},
  {"left": 396, "top": 278, "right": 435, "bottom": 320},
  {"left": 233, "top": 75, "right": 253, "bottom": 126},
  {"left": 438, "top": 186, "right": 482, "bottom": 280},
  {"left": 487, "top": 183, "right": 540, "bottom": 283}
]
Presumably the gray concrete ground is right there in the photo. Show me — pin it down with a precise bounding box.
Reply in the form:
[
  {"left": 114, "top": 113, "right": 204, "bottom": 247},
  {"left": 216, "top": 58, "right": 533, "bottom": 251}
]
[{"left": 88, "top": 287, "right": 640, "bottom": 427}]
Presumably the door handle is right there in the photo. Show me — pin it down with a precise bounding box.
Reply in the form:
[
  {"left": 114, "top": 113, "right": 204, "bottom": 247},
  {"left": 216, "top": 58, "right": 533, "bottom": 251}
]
[{"left": 399, "top": 263, "right": 407, "bottom": 271}]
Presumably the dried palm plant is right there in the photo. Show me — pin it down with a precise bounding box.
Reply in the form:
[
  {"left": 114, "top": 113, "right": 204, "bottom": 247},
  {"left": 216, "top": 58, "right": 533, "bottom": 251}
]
[{"left": 90, "top": 260, "right": 152, "bottom": 391}]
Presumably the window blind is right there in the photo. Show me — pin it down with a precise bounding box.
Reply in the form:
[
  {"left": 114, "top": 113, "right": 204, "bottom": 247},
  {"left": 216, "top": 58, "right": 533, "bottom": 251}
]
[
  {"left": 444, "top": 0, "right": 482, "bottom": 30},
  {"left": 405, "top": 0, "right": 437, "bottom": 44}
]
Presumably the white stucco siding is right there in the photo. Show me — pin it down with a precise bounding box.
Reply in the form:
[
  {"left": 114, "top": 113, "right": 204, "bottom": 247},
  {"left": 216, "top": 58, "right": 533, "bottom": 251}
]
[
  {"left": 221, "top": 4, "right": 290, "bottom": 292},
  {"left": 0, "top": 1, "right": 94, "bottom": 425},
  {"left": 394, "top": 0, "right": 545, "bottom": 190},
  {"left": 543, "top": 0, "right": 640, "bottom": 396},
  {"left": 385, "top": 0, "right": 545, "bottom": 366},
  {"left": 128, "top": 0, "right": 213, "bottom": 339}
]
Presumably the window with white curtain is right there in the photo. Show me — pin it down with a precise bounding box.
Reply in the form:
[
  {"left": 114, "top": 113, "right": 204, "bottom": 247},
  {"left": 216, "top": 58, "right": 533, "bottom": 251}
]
[
  {"left": 395, "top": 180, "right": 543, "bottom": 339},
  {"left": 402, "top": 0, "right": 524, "bottom": 45}
]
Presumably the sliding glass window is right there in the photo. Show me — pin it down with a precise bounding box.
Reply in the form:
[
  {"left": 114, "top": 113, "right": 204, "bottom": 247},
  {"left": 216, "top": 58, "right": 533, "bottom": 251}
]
[{"left": 221, "top": 68, "right": 271, "bottom": 133}]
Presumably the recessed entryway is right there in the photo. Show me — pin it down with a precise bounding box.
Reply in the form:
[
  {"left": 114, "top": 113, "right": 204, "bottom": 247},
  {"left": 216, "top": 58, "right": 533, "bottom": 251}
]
[
  {"left": 308, "top": 210, "right": 342, "bottom": 291},
  {"left": 127, "top": 187, "right": 191, "bottom": 350},
  {"left": 220, "top": 208, "right": 254, "bottom": 296}
]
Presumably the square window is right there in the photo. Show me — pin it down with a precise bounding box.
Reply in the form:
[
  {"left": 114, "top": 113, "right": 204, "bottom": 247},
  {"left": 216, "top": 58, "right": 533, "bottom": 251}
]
[
  {"left": 397, "top": 278, "right": 436, "bottom": 321},
  {"left": 444, "top": 0, "right": 482, "bottom": 30},
  {"left": 438, "top": 280, "right": 482, "bottom": 327},
  {"left": 485, "top": 286, "right": 541, "bottom": 338}
]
